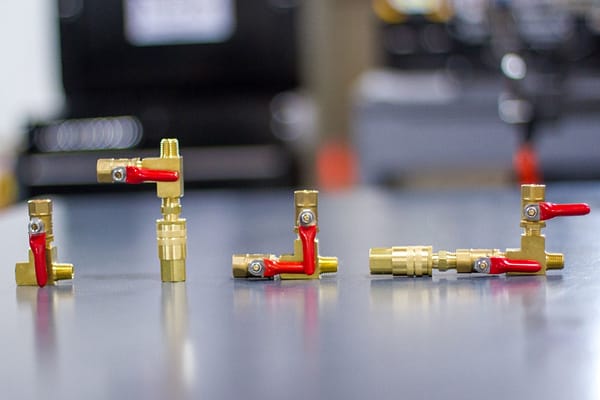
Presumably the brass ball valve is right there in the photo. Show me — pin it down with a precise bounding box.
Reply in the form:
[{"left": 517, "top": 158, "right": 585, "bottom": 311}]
[
  {"left": 96, "top": 138, "right": 186, "bottom": 282},
  {"left": 232, "top": 190, "right": 338, "bottom": 279},
  {"left": 15, "top": 199, "right": 74, "bottom": 286},
  {"left": 369, "top": 184, "right": 590, "bottom": 277}
]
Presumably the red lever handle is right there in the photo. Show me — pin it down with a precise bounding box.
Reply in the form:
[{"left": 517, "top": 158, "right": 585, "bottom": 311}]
[
  {"left": 261, "top": 225, "right": 318, "bottom": 278},
  {"left": 124, "top": 166, "right": 179, "bottom": 184},
  {"left": 29, "top": 232, "right": 48, "bottom": 287},
  {"left": 538, "top": 202, "right": 590, "bottom": 221},
  {"left": 474, "top": 257, "right": 541, "bottom": 274}
]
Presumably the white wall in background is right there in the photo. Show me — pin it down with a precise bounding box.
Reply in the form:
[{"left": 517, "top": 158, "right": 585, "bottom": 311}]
[{"left": 0, "top": 0, "right": 64, "bottom": 154}]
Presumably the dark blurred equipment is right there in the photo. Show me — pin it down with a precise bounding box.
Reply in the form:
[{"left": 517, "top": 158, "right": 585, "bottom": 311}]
[
  {"left": 19, "top": 0, "right": 301, "bottom": 195},
  {"left": 488, "top": 1, "right": 598, "bottom": 184},
  {"left": 357, "top": 0, "right": 600, "bottom": 186}
]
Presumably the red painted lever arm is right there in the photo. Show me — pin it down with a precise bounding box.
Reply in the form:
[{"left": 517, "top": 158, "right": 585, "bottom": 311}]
[
  {"left": 125, "top": 166, "right": 179, "bottom": 184},
  {"left": 538, "top": 202, "right": 590, "bottom": 221},
  {"left": 489, "top": 257, "right": 541, "bottom": 274},
  {"left": 29, "top": 232, "right": 48, "bottom": 287},
  {"left": 263, "top": 225, "right": 317, "bottom": 277}
]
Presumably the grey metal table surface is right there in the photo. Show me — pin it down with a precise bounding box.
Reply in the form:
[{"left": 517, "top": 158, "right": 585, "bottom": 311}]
[{"left": 1, "top": 184, "right": 599, "bottom": 400}]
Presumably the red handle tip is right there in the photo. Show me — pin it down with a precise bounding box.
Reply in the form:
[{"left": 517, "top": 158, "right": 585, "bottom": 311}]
[
  {"left": 125, "top": 166, "right": 179, "bottom": 184},
  {"left": 539, "top": 202, "right": 591, "bottom": 221},
  {"left": 489, "top": 257, "right": 541, "bottom": 274}
]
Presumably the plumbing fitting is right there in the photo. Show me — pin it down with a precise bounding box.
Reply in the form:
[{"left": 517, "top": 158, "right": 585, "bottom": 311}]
[
  {"left": 369, "top": 184, "right": 590, "bottom": 277},
  {"left": 97, "top": 138, "right": 186, "bottom": 282},
  {"left": 15, "top": 199, "right": 74, "bottom": 286},
  {"left": 232, "top": 190, "right": 338, "bottom": 279}
]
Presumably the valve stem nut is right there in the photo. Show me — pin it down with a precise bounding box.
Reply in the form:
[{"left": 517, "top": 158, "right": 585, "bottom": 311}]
[
  {"left": 112, "top": 167, "right": 127, "bottom": 183},
  {"left": 298, "top": 209, "right": 315, "bottom": 226},
  {"left": 248, "top": 260, "right": 265, "bottom": 277},
  {"left": 28, "top": 217, "right": 45, "bottom": 234},
  {"left": 523, "top": 204, "right": 540, "bottom": 221},
  {"left": 473, "top": 257, "right": 491, "bottom": 274}
]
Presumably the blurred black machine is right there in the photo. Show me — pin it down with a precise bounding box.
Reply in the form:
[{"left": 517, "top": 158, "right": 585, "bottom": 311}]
[
  {"left": 356, "top": 0, "right": 600, "bottom": 185},
  {"left": 19, "top": 0, "right": 302, "bottom": 195}
]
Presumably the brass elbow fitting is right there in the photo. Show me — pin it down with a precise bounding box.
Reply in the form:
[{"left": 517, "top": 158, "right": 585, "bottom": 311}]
[
  {"left": 15, "top": 199, "right": 74, "bottom": 286},
  {"left": 97, "top": 138, "right": 187, "bottom": 282},
  {"left": 369, "top": 184, "right": 589, "bottom": 277},
  {"left": 232, "top": 190, "right": 338, "bottom": 279}
]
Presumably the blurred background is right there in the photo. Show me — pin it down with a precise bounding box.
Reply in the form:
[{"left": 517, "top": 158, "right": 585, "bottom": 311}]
[{"left": 1, "top": 0, "right": 600, "bottom": 203}]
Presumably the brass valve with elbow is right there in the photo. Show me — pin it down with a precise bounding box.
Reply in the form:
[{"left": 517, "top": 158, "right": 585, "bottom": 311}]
[
  {"left": 15, "top": 199, "right": 74, "bottom": 286},
  {"left": 96, "top": 138, "right": 187, "bottom": 282},
  {"left": 232, "top": 190, "right": 338, "bottom": 279},
  {"left": 369, "top": 184, "right": 590, "bottom": 277}
]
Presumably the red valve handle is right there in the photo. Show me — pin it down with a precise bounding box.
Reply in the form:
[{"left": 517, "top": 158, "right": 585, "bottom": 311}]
[
  {"left": 474, "top": 257, "right": 541, "bottom": 274},
  {"left": 538, "top": 202, "right": 590, "bottom": 221},
  {"left": 124, "top": 166, "right": 179, "bottom": 184},
  {"left": 488, "top": 257, "right": 541, "bottom": 274},
  {"left": 29, "top": 232, "right": 48, "bottom": 287},
  {"left": 262, "top": 225, "right": 317, "bottom": 278}
]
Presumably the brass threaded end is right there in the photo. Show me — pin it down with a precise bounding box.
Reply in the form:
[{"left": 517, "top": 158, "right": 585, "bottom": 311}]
[
  {"left": 160, "top": 138, "right": 180, "bottom": 158},
  {"left": 53, "top": 264, "right": 74, "bottom": 281},
  {"left": 318, "top": 256, "right": 338, "bottom": 273},
  {"left": 525, "top": 226, "right": 543, "bottom": 236},
  {"left": 161, "top": 198, "right": 182, "bottom": 220},
  {"left": 546, "top": 252, "right": 564, "bottom": 270}
]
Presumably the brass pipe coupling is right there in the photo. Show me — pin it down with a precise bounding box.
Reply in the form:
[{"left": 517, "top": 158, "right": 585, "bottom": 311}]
[
  {"left": 16, "top": 199, "right": 74, "bottom": 286},
  {"left": 232, "top": 190, "right": 338, "bottom": 279},
  {"left": 97, "top": 138, "right": 186, "bottom": 282},
  {"left": 370, "top": 184, "right": 590, "bottom": 277}
]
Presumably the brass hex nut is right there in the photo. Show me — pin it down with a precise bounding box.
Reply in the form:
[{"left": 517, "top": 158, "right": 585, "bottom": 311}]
[{"left": 28, "top": 199, "right": 52, "bottom": 216}]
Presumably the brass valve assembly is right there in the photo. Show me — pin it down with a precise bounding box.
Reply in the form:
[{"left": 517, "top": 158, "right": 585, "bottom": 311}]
[
  {"left": 97, "top": 138, "right": 187, "bottom": 282},
  {"left": 15, "top": 199, "right": 74, "bottom": 287},
  {"left": 232, "top": 190, "right": 338, "bottom": 279},
  {"left": 369, "top": 184, "right": 590, "bottom": 277}
]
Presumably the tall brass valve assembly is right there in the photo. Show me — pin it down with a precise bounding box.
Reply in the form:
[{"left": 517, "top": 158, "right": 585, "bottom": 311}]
[
  {"left": 369, "top": 184, "right": 590, "bottom": 278},
  {"left": 96, "top": 138, "right": 187, "bottom": 282}
]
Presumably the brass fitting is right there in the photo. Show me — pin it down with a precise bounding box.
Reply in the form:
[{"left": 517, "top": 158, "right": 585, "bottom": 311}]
[
  {"left": 504, "top": 184, "right": 564, "bottom": 275},
  {"left": 15, "top": 199, "right": 74, "bottom": 286},
  {"left": 370, "top": 246, "right": 508, "bottom": 276},
  {"left": 369, "top": 184, "right": 589, "bottom": 277},
  {"left": 232, "top": 190, "right": 338, "bottom": 279},
  {"left": 97, "top": 138, "right": 187, "bottom": 282}
]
